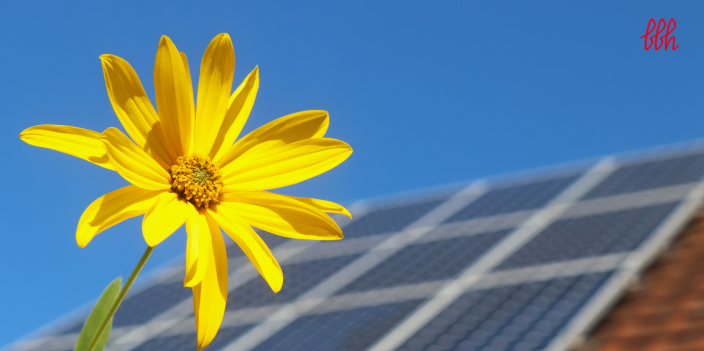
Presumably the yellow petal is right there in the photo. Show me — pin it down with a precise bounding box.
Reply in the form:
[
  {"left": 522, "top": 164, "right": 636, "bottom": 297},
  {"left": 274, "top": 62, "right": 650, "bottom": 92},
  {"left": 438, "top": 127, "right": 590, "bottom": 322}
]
[
  {"left": 76, "top": 185, "right": 161, "bottom": 247},
  {"left": 218, "top": 191, "right": 343, "bottom": 240},
  {"left": 209, "top": 208, "right": 283, "bottom": 292},
  {"left": 184, "top": 209, "right": 213, "bottom": 287},
  {"left": 180, "top": 52, "right": 196, "bottom": 154},
  {"left": 221, "top": 138, "right": 352, "bottom": 191},
  {"left": 154, "top": 36, "right": 194, "bottom": 157},
  {"left": 99, "top": 54, "right": 173, "bottom": 168},
  {"left": 192, "top": 213, "right": 229, "bottom": 350},
  {"left": 193, "top": 33, "right": 235, "bottom": 156},
  {"left": 142, "top": 191, "right": 190, "bottom": 247},
  {"left": 218, "top": 110, "right": 330, "bottom": 168},
  {"left": 20, "top": 125, "right": 114, "bottom": 170},
  {"left": 100, "top": 127, "right": 172, "bottom": 191},
  {"left": 210, "top": 66, "right": 259, "bottom": 163},
  {"left": 283, "top": 195, "right": 352, "bottom": 219}
]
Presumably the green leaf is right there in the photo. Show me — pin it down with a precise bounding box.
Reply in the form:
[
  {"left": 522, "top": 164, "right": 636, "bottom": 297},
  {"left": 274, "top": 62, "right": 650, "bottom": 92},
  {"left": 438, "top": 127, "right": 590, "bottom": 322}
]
[{"left": 74, "top": 276, "right": 122, "bottom": 351}]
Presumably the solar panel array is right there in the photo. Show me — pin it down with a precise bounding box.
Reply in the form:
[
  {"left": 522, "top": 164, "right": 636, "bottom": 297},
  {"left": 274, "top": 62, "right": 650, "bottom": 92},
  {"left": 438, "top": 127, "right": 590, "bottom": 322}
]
[{"left": 8, "top": 145, "right": 704, "bottom": 351}]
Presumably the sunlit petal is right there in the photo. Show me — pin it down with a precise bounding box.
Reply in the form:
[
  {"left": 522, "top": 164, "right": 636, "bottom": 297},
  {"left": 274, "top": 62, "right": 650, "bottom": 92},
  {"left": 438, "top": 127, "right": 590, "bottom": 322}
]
[
  {"left": 154, "top": 35, "right": 194, "bottom": 157},
  {"left": 283, "top": 195, "right": 352, "bottom": 219},
  {"left": 100, "top": 127, "right": 172, "bottom": 191},
  {"left": 221, "top": 138, "right": 352, "bottom": 191},
  {"left": 209, "top": 208, "right": 282, "bottom": 292},
  {"left": 192, "top": 213, "right": 228, "bottom": 350},
  {"left": 77, "top": 185, "right": 160, "bottom": 247},
  {"left": 219, "top": 191, "right": 342, "bottom": 240},
  {"left": 184, "top": 209, "right": 212, "bottom": 287},
  {"left": 99, "top": 54, "right": 173, "bottom": 167},
  {"left": 194, "top": 33, "right": 234, "bottom": 156},
  {"left": 218, "top": 110, "right": 329, "bottom": 168},
  {"left": 142, "top": 191, "right": 191, "bottom": 247},
  {"left": 20, "top": 125, "right": 114, "bottom": 170},
  {"left": 210, "top": 66, "right": 259, "bottom": 163},
  {"left": 180, "top": 51, "right": 195, "bottom": 154}
]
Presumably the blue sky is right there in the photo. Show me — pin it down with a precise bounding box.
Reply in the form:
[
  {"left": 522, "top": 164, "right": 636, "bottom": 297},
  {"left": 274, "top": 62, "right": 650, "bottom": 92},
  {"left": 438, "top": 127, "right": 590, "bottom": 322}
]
[{"left": 1, "top": 0, "right": 702, "bottom": 347}]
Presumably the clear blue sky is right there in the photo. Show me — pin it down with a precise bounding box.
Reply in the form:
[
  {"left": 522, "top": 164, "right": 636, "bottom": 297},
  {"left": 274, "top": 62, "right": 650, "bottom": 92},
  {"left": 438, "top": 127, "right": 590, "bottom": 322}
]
[{"left": 2, "top": 0, "right": 702, "bottom": 347}]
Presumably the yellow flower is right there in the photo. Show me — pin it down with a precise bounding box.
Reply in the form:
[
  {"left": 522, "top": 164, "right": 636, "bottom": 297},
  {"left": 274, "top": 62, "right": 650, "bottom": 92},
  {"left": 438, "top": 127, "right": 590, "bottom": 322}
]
[{"left": 19, "top": 33, "right": 352, "bottom": 349}]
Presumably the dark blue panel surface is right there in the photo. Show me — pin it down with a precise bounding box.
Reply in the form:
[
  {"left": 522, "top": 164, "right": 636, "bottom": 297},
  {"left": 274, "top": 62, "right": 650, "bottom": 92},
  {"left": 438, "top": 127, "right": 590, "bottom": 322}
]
[
  {"left": 225, "top": 254, "right": 361, "bottom": 310},
  {"left": 343, "top": 199, "right": 446, "bottom": 238},
  {"left": 61, "top": 280, "right": 193, "bottom": 332},
  {"left": 252, "top": 300, "right": 425, "bottom": 351},
  {"left": 337, "top": 230, "right": 511, "bottom": 294},
  {"left": 582, "top": 153, "right": 704, "bottom": 199},
  {"left": 112, "top": 280, "right": 193, "bottom": 327},
  {"left": 445, "top": 176, "right": 580, "bottom": 223},
  {"left": 495, "top": 203, "right": 678, "bottom": 271},
  {"left": 398, "top": 272, "right": 612, "bottom": 351},
  {"left": 131, "top": 325, "right": 254, "bottom": 351}
]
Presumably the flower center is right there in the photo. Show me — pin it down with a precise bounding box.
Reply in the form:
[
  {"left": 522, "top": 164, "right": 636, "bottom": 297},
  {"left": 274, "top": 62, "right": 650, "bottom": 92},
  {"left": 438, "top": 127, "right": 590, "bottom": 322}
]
[{"left": 169, "top": 155, "right": 223, "bottom": 209}]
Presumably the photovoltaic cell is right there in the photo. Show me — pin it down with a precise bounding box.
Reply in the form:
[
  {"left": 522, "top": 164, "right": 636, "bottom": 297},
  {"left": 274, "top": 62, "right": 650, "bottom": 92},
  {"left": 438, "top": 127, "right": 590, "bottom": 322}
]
[
  {"left": 225, "top": 254, "right": 362, "bottom": 310},
  {"left": 336, "top": 230, "right": 511, "bottom": 294},
  {"left": 582, "top": 153, "right": 704, "bottom": 200},
  {"left": 252, "top": 300, "right": 426, "bottom": 351},
  {"left": 342, "top": 199, "right": 446, "bottom": 238},
  {"left": 495, "top": 203, "right": 679, "bottom": 271},
  {"left": 131, "top": 325, "right": 254, "bottom": 351},
  {"left": 444, "top": 176, "right": 580, "bottom": 223},
  {"left": 398, "top": 272, "right": 612, "bottom": 351}
]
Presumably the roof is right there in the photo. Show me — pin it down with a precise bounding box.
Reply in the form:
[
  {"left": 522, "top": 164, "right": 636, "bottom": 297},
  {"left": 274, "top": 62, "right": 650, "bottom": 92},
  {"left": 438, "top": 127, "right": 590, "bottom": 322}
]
[
  {"left": 7, "top": 142, "right": 704, "bottom": 351},
  {"left": 576, "top": 210, "right": 704, "bottom": 351}
]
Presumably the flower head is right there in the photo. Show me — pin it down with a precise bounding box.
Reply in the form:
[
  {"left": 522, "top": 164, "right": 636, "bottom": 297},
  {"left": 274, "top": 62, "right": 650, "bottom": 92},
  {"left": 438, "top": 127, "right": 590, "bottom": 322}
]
[{"left": 20, "top": 33, "right": 352, "bottom": 349}]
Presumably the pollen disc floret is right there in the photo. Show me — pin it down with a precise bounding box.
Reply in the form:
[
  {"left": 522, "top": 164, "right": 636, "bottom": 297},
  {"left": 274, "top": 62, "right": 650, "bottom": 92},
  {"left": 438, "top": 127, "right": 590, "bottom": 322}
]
[{"left": 169, "top": 155, "right": 223, "bottom": 208}]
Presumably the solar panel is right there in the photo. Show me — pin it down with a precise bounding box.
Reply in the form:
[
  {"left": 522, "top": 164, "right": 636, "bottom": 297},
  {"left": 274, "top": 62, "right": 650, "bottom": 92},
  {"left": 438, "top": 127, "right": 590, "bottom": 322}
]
[
  {"left": 444, "top": 175, "right": 580, "bottom": 223},
  {"left": 132, "top": 325, "right": 254, "bottom": 351},
  {"left": 336, "top": 230, "right": 511, "bottom": 294},
  {"left": 225, "top": 254, "right": 363, "bottom": 310},
  {"left": 342, "top": 198, "right": 447, "bottom": 238},
  {"left": 397, "top": 273, "right": 612, "bottom": 351},
  {"left": 581, "top": 152, "right": 704, "bottom": 199},
  {"left": 7, "top": 144, "right": 704, "bottom": 351},
  {"left": 252, "top": 300, "right": 426, "bottom": 351},
  {"left": 494, "top": 203, "right": 679, "bottom": 271}
]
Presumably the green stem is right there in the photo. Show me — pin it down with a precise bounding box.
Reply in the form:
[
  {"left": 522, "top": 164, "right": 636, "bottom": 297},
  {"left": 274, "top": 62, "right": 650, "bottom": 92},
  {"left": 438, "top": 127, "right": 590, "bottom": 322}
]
[{"left": 86, "top": 246, "right": 154, "bottom": 351}]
